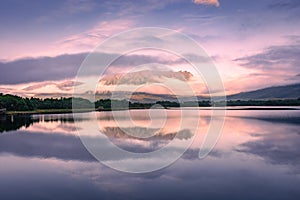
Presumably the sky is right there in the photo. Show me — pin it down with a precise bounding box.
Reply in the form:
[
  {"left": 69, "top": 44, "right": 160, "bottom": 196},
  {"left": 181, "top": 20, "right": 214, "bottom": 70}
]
[{"left": 0, "top": 0, "right": 300, "bottom": 97}]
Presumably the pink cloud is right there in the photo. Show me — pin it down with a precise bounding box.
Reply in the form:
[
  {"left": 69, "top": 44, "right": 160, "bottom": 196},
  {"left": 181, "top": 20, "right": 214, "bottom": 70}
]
[
  {"left": 100, "top": 70, "right": 193, "bottom": 87},
  {"left": 193, "top": 0, "right": 220, "bottom": 7},
  {"left": 55, "top": 19, "right": 135, "bottom": 52}
]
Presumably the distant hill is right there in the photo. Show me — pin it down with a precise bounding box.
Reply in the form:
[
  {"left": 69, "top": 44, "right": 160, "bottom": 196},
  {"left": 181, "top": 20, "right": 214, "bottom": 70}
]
[
  {"left": 126, "top": 83, "right": 300, "bottom": 102},
  {"left": 94, "top": 83, "right": 300, "bottom": 102},
  {"left": 34, "top": 83, "right": 300, "bottom": 102},
  {"left": 228, "top": 83, "right": 300, "bottom": 100},
  {"left": 127, "top": 83, "right": 300, "bottom": 101},
  {"left": 95, "top": 91, "right": 208, "bottom": 103}
]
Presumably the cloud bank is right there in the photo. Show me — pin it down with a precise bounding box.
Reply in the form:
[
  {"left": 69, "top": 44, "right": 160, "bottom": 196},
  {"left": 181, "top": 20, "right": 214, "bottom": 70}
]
[
  {"left": 0, "top": 53, "right": 87, "bottom": 84},
  {"left": 234, "top": 42, "right": 300, "bottom": 74},
  {"left": 0, "top": 52, "right": 186, "bottom": 85}
]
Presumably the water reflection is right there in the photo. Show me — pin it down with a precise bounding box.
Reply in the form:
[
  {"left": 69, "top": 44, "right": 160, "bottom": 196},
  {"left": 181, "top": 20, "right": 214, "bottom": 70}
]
[
  {"left": 0, "top": 114, "right": 76, "bottom": 133},
  {"left": 0, "top": 115, "right": 37, "bottom": 133},
  {"left": 236, "top": 119, "right": 300, "bottom": 172},
  {"left": 0, "top": 109, "right": 300, "bottom": 199}
]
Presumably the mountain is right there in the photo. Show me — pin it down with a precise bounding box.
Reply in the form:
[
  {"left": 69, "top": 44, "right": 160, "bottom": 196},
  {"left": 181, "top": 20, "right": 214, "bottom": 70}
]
[
  {"left": 228, "top": 83, "right": 300, "bottom": 100},
  {"left": 34, "top": 83, "right": 300, "bottom": 102},
  {"left": 93, "top": 83, "right": 300, "bottom": 102}
]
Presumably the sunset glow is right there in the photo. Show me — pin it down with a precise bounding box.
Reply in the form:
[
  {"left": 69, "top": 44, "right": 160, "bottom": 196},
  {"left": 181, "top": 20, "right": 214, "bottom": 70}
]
[{"left": 1, "top": 0, "right": 299, "bottom": 97}]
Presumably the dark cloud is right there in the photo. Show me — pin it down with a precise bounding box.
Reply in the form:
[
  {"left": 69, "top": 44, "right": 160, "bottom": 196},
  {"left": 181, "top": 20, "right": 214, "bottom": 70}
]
[
  {"left": 181, "top": 149, "right": 226, "bottom": 160},
  {"left": 0, "top": 52, "right": 187, "bottom": 85},
  {"left": 0, "top": 53, "right": 87, "bottom": 84},
  {"left": 269, "top": 0, "right": 300, "bottom": 10},
  {"left": 284, "top": 35, "right": 300, "bottom": 42},
  {"left": 234, "top": 42, "right": 300, "bottom": 73}
]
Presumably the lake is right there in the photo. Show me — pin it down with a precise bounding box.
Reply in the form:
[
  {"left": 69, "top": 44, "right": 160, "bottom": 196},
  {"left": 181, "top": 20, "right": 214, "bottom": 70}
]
[{"left": 0, "top": 108, "right": 300, "bottom": 200}]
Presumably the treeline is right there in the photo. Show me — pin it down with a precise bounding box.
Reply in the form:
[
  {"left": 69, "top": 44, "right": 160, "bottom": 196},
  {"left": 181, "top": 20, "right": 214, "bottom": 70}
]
[
  {"left": 73, "top": 98, "right": 300, "bottom": 109},
  {"left": 94, "top": 100, "right": 211, "bottom": 110},
  {"left": 0, "top": 93, "right": 92, "bottom": 111},
  {"left": 1, "top": 93, "right": 300, "bottom": 112},
  {"left": 226, "top": 99, "right": 300, "bottom": 106},
  {"left": 0, "top": 115, "right": 36, "bottom": 132},
  {"left": 95, "top": 99, "right": 153, "bottom": 110}
]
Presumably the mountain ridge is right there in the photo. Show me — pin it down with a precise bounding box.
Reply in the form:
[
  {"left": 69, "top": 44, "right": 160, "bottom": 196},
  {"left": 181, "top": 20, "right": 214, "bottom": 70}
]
[
  {"left": 32, "top": 83, "right": 300, "bottom": 102},
  {"left": 227, "top": 83, "right": 300, "bottom": 100}
]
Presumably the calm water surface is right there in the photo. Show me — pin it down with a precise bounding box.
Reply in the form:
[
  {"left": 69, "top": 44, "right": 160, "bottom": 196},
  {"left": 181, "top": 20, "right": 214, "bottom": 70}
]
[{"left": 0, "top": 108, "right": 300, "bottom": 200}]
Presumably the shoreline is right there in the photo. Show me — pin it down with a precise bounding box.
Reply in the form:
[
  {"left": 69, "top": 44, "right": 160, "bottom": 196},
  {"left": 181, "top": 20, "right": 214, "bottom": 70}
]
[
  {"left": 5, "top": 108, "right": 94, "bottom": 115},
  {"left": 3, "top": 106, "right": 299, "bottom": 116}
]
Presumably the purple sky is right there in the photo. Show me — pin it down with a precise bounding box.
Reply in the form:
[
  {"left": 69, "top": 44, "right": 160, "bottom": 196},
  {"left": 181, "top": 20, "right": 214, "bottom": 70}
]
[{"left": 0, "top": 0, "right": 299, "bottom": 97}]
